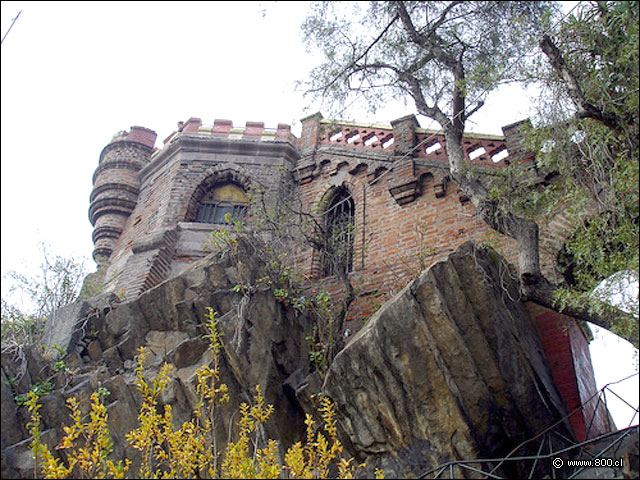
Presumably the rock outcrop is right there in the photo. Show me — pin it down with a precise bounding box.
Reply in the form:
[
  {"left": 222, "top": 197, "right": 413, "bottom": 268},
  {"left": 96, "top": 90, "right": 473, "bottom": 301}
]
[
  {"left": 2, "top": 237, "right": 314, "bottom": 478},
  {"left": 324, "top": 242, "right": 575, "bottom": 478},
  {"left": 1, "top": 239, "right": 628, "bottom": 479}
]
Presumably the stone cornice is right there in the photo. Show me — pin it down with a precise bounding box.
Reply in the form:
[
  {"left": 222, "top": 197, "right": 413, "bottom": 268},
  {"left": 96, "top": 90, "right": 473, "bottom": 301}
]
[
  {"left": 140, "top": 134, "right": 300, "bottom": 181},
  {"left": 299, "top": 144, "right": 395, "bottom": 164}
]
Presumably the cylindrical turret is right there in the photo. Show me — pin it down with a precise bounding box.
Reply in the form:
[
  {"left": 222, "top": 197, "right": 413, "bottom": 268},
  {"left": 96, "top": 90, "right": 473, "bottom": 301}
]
[{"left": 89, "top": 126, "right": 157, "bottom": 267}]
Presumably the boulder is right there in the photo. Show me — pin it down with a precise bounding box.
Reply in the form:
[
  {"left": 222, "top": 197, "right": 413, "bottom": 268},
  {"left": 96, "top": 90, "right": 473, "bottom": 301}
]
[
  {"left": 1, "top": 370, "right": 25, "bottom": 447},
  {"left": 39, "top": 293, "right": 119, "bottom": 361},
  {"left": 323, "top": 242, "right": 574, "bottom": 478}
]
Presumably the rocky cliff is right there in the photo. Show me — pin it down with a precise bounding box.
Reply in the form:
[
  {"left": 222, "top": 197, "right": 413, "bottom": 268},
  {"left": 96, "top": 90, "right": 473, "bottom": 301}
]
[{"left": 1, "top": 239, "right": 630, "bottom": 478}]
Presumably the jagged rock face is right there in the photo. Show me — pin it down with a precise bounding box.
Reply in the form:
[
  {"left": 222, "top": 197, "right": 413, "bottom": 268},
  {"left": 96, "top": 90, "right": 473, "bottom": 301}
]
[
  {"left": 1, "top": 239, "right": 599, "bottom": 479},
  {"left": 1, "top": 237, "right": 314, "bottom": 478},
  {"left": 323, "top": 242, "right": 574, "bottom": 478}
]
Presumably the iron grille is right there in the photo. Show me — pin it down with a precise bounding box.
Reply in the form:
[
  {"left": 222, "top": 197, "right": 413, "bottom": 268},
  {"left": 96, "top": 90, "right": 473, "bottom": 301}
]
[
  {"left": 323, "top": 189, "right": 354, "bottom": 277},
  {"left": 196, "top": 202, "right": 247, "bottom": 224}
]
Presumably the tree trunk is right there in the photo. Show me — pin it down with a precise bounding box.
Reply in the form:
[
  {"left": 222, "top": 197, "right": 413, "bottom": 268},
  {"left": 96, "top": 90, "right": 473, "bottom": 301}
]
[{"left": 445, "top": 129, "right": 544, "bottom": 286}]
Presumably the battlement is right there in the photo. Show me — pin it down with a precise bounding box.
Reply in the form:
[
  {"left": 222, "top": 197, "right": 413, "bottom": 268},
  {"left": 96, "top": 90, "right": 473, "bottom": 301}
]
[
  {"left": 92, "top": 112, "right": 536, "bottom": 277},
  {"left": 142, "top": 115, "right": 513, "bottom": 168},
  {"left": 153, "top": 117, "right": 298, "bottom": 159},
  {"left": 300, "top": 113, "right": 512, "bottom": 167},
  {"left": 108, "top": 126, "right": 157, "bottom": 149}
]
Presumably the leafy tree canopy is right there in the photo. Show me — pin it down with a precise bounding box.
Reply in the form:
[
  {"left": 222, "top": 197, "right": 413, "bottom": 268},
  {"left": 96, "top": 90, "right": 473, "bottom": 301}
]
[
  {"left": 524, "top": 0, "right": 638, "bottom": 339},
  {"left": 302, "top": 1, "right": 552, "bottom": 123}
]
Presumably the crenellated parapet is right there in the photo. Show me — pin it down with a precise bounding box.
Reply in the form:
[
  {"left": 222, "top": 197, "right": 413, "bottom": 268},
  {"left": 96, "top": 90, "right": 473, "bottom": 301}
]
[
  {"left": 87, "top": 114, "right": 543, "bottom": 293},
  {"left": 297, "top": 113, "right": 518, "bottom": 206},
  {"left": 300, "top": 112, "right": 511, "bottom": 167},
  {"left": 90, "top": 126, "right": 157, "bottom": 266},
  {"left": 153, "top": 117, "right": 297, "bottom": 159}
]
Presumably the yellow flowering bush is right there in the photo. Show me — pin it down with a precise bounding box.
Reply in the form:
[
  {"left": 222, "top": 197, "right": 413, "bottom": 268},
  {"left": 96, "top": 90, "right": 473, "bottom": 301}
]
[
  {"left": 26, "top": 389, "right": 129, "bottom": 479},
  {"left": 26, "top": 307, "right": 382, "bottom": 479}
]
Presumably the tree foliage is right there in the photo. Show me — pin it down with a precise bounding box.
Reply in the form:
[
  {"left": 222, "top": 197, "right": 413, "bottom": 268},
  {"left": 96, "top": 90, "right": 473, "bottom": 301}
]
[
  {"left": 302, "top": 1, "right": 550, "bottom": 121},
  {"left": 2, "top": 243, "right": 88, "bottom": 351},
  {"left": 301, "top": 0, "right": 556, "bottom": 286},
  {"left": 523, "top": 1, "right": 638, "bottom": 339}
]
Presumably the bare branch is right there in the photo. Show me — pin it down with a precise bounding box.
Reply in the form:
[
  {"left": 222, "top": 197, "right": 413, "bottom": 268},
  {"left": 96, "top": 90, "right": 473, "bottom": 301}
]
[
  {"left": 309, "top": 13, "right": 400, "bottom": 96},
  {"left": 394, "top": 1, "right": 459, "bottom": 70},
  {"left": 540, "top": 35, "right": 623, "bottom": 132},
  {"left": 422, "top": 1, "right": 466, "bottom": 38},
  {"left": 465, "top": 99, "right": 485, "bottom": 120},
  {"left": 402, "top": 73, "right": 449, "bottom": 126}
]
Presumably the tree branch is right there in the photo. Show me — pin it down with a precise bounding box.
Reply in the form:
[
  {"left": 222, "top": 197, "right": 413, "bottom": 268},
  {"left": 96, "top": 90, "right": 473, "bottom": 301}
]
[
  {"left": 525, "top": 275, "right": 639, "bottom": 349},
  {"left": 422, "top": 1, "right": 465, "bottom": 39},
  {"left": 310, "top": 13, "right": 400, "bottom": 95},
  {"left": 465, "top": 99, "right": 485, "bottom": 120},
  {"left": 403, "top": 73, "right": 449, "bottom": 127},
  {"left": 394, "top": 0, "right": 459, "bottom": 70},
  {"left": 540, "top": 35, "right": 624, "bottom": 132}
]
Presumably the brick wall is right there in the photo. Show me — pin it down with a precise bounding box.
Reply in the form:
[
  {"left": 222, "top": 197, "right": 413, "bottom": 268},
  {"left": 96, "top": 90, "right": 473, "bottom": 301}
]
[
  {"left": 526, "top": 302, "right": 610, "bottom": 441},
  {"left": 289, "top": 114, "right": 584, "bottom": 328},
  {"left": 92, "top": 115, "right": 583, "bottom": 314},
  {"left": 298, "top": 160, "right": 519, "bottom": 328},
  {"left": 291, "top": 114, "right": 523, "bottom": 330},
  {"left": 98, "top": 123, "right": 298, "bottom": 298}
]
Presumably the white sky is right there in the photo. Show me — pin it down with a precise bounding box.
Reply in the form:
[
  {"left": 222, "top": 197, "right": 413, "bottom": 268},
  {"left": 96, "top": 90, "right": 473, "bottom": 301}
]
[{"left": 1, "top": 1, "right": 637, "bottom": 429}]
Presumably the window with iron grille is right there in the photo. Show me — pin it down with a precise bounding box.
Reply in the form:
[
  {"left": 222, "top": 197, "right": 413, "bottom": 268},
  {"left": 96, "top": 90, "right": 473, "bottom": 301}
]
[
  {"left": 322, "top": 187, "right": 355, "bottom": 277},
  {"left": 195, "top": 183, "right": 248, "bottom": 224}
]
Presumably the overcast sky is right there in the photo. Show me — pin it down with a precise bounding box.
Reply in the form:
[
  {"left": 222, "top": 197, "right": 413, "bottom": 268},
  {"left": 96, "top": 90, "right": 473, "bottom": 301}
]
[{"left": 1, "top": 1, "right": 637, "bottom": 428}]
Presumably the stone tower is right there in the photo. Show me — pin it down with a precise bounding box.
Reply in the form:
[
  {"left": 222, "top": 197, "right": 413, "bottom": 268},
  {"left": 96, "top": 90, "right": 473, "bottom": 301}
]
[{"left": 89, "top": 127, "right": 157, "bottom": 267}]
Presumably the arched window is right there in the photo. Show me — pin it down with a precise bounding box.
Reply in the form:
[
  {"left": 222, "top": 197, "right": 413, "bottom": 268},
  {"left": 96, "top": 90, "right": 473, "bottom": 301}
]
[
  {"left": 322, "top": 186, "right": 355, "bottom": 277},
  {"left": 195, "top": 182, "right": 248, "bottom": 224}
]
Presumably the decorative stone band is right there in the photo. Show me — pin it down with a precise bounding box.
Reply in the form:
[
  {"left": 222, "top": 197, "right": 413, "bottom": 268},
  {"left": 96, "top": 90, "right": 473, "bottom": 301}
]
[
  {"left": 92, "top": 160, "right": 142, "bottom": 184},
  {"left": 92, "top": 225, "right": 123, "bottom": 263},
  {"left": 91, "top": 225, "right": 123, "bottom": 245},
  {"left": 89, "top": 196, "right": 139, "bottom": 226},
  {"left": 89, "top": 182, "right": 140, "bottom": 204}
]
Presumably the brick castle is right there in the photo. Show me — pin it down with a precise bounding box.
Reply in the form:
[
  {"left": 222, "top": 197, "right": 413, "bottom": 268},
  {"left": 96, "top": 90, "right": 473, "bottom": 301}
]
[{"left": 89, "top": 112, "right": 608, "bottom": 441}]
